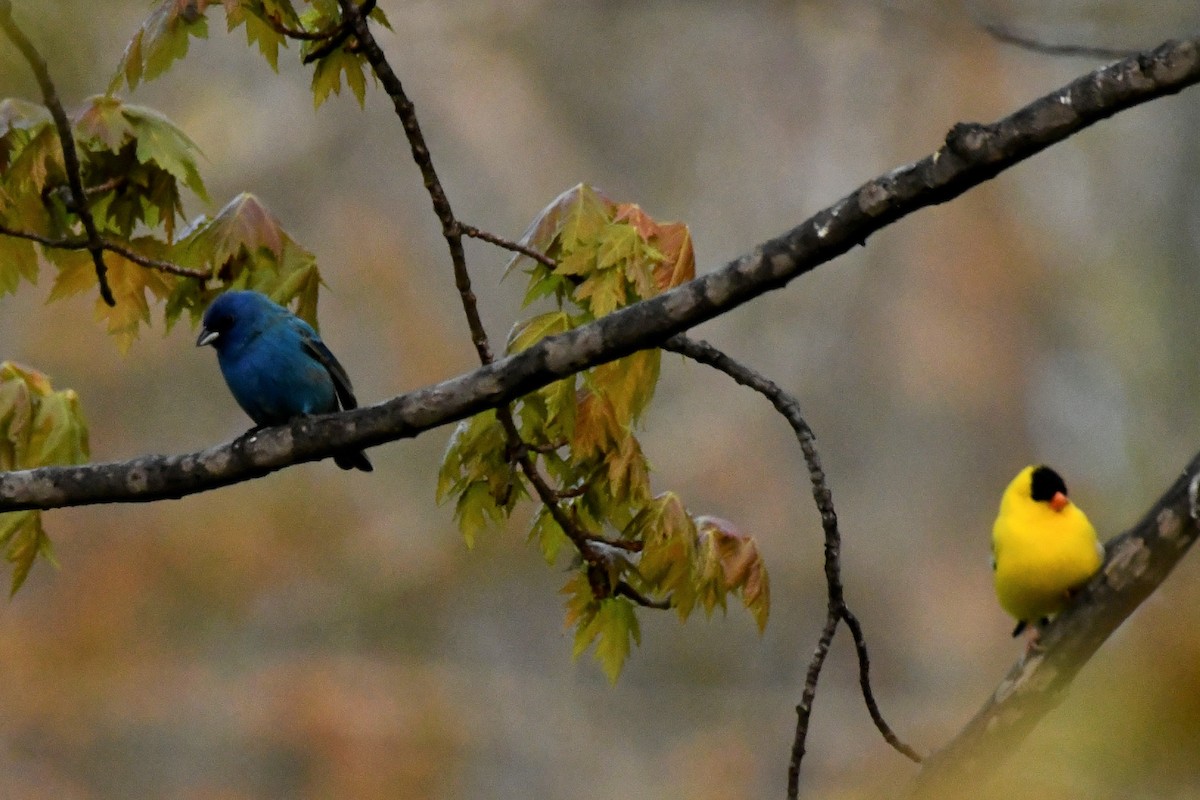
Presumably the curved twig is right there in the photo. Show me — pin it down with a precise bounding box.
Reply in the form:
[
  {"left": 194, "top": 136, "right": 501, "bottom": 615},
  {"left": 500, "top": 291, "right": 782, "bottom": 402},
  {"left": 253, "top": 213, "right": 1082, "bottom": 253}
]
[
  {"left": 0, "top": 1, "right": 115, "bottom": 306},
  {"left": 980, "top": 20, "right": 1139, "bottom": 60},
  {"left": 662, "top": 335, "right": 921, "bottom": 795}
]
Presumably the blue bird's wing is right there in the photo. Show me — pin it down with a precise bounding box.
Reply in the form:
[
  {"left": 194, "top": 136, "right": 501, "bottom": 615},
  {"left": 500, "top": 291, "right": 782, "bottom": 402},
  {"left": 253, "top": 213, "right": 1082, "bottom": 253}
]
[{"left": 298, "top": 328, "right": 358, "bottom": 411}]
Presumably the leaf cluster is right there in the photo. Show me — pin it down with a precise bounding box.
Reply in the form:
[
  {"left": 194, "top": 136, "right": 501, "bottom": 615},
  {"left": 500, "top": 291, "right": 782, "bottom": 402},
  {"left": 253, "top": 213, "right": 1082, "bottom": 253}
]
[
  {"left": 111, "top": 0, "right": 391, "bottom": 109},
  {"left": 439, "top": 185, "right": 769, "bottom": 681},
  {"left": 0, "top": 93, "right": 323, "bottom": 350},
  {"left": 0, "top": 363, "right": 89, "bottom": 594}
]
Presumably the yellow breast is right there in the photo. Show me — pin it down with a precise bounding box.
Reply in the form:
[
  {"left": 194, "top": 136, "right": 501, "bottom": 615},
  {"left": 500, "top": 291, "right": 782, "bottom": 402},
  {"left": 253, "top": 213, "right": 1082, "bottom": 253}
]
[{"left": 992, "top": 498, "right": 1102, "bottom": 624}]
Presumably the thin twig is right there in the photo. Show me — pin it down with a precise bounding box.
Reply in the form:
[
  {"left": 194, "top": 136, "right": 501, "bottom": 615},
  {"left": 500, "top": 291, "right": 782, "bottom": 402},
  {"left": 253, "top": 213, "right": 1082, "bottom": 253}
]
[
  {"left": 0, "top": 223, "right": 210, "bottom": 279},
  {"left": 0, "top": 1, "right": 115, "bottom": 306},
  {"left": 663, "top": 335, "right": 921, "bottom": 796},
  {"left": 302, "top": 0, "right": 375, "bottom": 65},
  {"left": 336, "top": 0, "right": 491, "bottom": 362},
  {"left": 337, "top": 0, "right": 624, "bottom": 575},
  {"left": 460, "top": 222, "right": 558, "bottom": 270},
  {"left": 790, "top": 614, "right": 839, "bottom": 791},
  {"left": 261, "top": 13, "right": 336, "bottom": 42},
  {"left": 615, "top": 581, "right": 671, "bottom": 610},
  {"left": 841, "top": 607, "right": 922, "bottom": 762},
  {"left": 981, "top": 21, "right": 1137, "bottom": 60}
]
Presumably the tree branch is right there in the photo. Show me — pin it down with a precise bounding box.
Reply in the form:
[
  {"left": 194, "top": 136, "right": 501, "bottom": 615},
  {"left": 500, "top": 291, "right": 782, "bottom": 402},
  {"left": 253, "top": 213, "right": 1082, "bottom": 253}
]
[
  {"left": 1, "top": 38, "right": 1199, "bottom": 512},
  {"left": 909, "top": 452, "right": 1200, "bottom": 796},
  {"left": 459, "top": 222, "right": 558, "bottom": 270},
  {"left": 0, "top": 222, "right": 210, "bottom": 279},
  {"left": 0, "top": 1, "right": 115, "bottom": 306}
]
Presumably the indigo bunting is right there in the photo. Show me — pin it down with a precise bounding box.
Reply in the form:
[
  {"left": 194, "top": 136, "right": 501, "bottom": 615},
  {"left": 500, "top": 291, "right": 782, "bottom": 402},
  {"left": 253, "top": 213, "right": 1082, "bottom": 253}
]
[{"left": 196, "top": 290, "right": 373, "bottom": 472}]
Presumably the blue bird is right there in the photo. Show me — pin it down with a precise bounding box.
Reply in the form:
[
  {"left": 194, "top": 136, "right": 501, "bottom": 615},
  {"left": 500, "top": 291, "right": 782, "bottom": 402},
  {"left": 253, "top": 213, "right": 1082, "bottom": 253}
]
[{"left": 196, "top": 290, "right": 373, "bottom": 472}]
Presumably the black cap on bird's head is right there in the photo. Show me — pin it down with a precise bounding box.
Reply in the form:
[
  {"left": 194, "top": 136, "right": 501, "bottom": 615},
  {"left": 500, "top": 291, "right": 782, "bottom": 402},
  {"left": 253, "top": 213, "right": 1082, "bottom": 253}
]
[{"left": 1030, "top": 465, "right": 1070, "bottom": 512}]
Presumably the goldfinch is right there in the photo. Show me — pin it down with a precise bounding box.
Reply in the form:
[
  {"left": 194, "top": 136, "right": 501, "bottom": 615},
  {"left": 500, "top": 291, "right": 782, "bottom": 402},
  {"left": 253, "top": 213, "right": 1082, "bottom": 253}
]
[{"left": 992, "top": 465, "right": 1104, "bottom": 637}]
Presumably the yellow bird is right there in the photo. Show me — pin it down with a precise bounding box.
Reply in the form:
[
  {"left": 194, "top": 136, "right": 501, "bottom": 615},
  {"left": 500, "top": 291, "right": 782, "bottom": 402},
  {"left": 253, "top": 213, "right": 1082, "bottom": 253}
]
[{"left": 992, "top": 465, "right": 1104, "bottom": 637}]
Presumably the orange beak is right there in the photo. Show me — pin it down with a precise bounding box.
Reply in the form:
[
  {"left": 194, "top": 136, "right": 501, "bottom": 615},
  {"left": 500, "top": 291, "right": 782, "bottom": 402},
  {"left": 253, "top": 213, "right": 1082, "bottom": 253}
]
[{"left": 1050, "top": 491, "right": 1069, "bottom": 512}]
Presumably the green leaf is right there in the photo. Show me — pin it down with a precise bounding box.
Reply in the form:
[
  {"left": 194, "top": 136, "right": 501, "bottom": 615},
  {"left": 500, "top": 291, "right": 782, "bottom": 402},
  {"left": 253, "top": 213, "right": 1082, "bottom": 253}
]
[
  {"left": 310, "top": 49, "right": 370, "bottom": 109},
  {"left": 527, "top": 507, "right": 569, "bottom": 566},
  {"left": 0, "top": 235, "right": 38, "bottom": 296},
  {"left": 226, "top": 1, "right": 298, "bottom": 71},
  {"left": 605, "top": 433, "right": 650, "bottom": 506},
  {"left": 123, "top": 103, "right": 209, "bottom": 202},
  {"left": 504, "top": 183, "right": 615, "bottom": 278},
  {"left": 0, "top": 511, "right": 49, "bottom": 596},
  {"left": 0, "top": 362, "right": 89, "bottom": 594},
  {"left": 506, "top": 311, "right": 572, "bottom": 354},
  {"left": 573, "top": 268, "right": 626, "bottom": 317},
  {"left": 592, "top": 349, "right": 660, "bottom": 427},
  {"left": 454, "top": 481, "right": 504, "bottom": 549},
  {"left": 168, "top": 193, "right": 322, "bottom": 327},
  {"left": 695, "top": 516, "right": 771, "bottom": 632},
  {"left": 566, "top": 579, "right": 640, "bottom": 684},
  {"left": 111, "top": 0, "right": 221, "bottom": 91},
  {"left": 628, "top": 493, "right": 695, "bottom": 618}
]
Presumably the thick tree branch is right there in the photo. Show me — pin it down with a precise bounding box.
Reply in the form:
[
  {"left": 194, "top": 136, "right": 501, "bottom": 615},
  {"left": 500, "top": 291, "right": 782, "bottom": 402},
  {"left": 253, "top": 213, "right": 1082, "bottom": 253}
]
[
  {"left": 0, "top": 1, "right": 115, "bottom": 306},
  {"left": 909, "top": 452, "right": 1200, "bottom": 796},
  {"left": 1, "top": 38, "right": 1199, "bottom": 512}
]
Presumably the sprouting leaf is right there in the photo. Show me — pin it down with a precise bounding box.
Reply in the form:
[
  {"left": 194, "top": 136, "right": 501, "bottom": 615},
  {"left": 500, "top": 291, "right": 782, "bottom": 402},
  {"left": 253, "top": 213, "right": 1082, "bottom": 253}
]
[
  {"left": 504, "top": 183, "right": 616, "bottom": 278},
  {"left": 564, "top": 570, "right": 640, "bottom": 684},
  {"left": 122, "top": 103, "right": 209, "bottom": 201},
  {"left": 591, "top": 349, "right": 660, "bottom": 427},
  {"left": 572, "top": 268, "right": 627, "bottom": 318},
  {"left": 571, "top": 393, "right": 620, "bottom": 464},
  {"left": 453, "top": 478, "right": 517, "bottom": 549},
  {"left": 74, "top": 95, "right": 136, "bottom": 152},
  {"left": 695, "top": 516, "right": 770, "bottom": 632},
  {"left": 0, "top": 99, "right": 51, "bottom": 176},
  {"left": 226, "top": 0, "right": 299, "bottom": 71},
  {"left": 111, "top": 0, "right": 224, "bottom": 92},
  {"left": 614, "top": 204, "right": 696, "bottom": 292},
  {"left": 310, "top": 48, "right": 369, "bottom": 109},
  {"left": 0, "top": 235, "right": 38, "bottom": 296},
  {"left": 528, "top": 507, "right": 570, "bottom": 566},
  {"left": 506, "top": 311, "right": 572, "bottom": 354},
  {"left": 3, "top": 123, "right": 61, "bottom": 195},
  {"left": 167, "top": 193, "right": 322, "bottom": 329},
  {"left": 628, "top": 492, "right": 695, "bottom": 616},
  {"left": 0, "top": 362, "right": 89, "bottom": 594}
]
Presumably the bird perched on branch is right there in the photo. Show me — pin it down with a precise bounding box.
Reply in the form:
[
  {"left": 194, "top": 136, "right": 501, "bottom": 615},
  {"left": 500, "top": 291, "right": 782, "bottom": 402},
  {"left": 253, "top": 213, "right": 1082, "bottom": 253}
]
[
  {"left": 991, "top": 464, "right": 1102, "bottom": 636},
  {"left": 196, "top": 290, "right": 373, "bottom": 472}
]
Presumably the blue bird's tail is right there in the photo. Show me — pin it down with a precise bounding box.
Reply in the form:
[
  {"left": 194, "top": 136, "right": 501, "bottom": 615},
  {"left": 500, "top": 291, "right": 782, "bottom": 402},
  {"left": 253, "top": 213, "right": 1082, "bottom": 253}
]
[{"left": 335, "top": 449, "right": 373, "bottom": 472}]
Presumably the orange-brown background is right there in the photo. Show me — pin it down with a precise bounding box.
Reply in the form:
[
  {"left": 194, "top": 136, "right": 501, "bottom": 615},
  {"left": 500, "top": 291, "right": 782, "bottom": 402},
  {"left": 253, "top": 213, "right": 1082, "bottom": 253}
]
[{"left": 2, "top": 2, "right": 1199, "bottom": 798}]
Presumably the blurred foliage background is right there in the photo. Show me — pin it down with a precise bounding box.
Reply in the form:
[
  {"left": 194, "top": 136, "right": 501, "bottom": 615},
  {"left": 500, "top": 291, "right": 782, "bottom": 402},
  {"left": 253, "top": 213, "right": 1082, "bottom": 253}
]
[{"left": 2, "top": 1, "right": 1200, "bottom": 798}]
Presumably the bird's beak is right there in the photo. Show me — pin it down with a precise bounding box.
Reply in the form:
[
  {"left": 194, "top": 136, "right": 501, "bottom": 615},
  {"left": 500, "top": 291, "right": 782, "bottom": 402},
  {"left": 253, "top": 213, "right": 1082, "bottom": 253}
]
[
  {"left": 1050, "top": 492, "right": 1069, "bottom": 512},
  {"left": 196, "top": 327, "right": 218, "bottom": 347}
]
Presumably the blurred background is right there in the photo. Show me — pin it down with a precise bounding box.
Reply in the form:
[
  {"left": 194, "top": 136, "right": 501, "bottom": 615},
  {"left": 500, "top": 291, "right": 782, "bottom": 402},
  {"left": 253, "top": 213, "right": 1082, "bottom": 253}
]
[{"left": 2, "top": 1, "right": 1200, "bottom": 798}]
